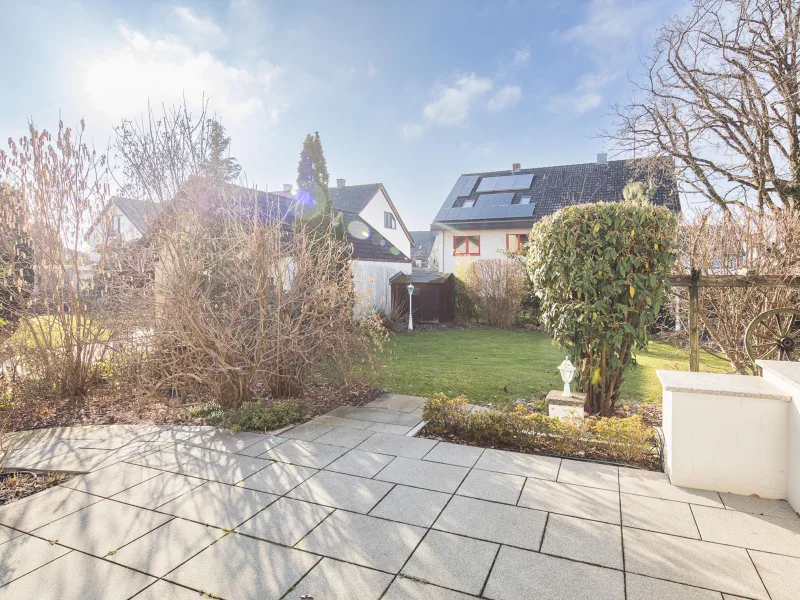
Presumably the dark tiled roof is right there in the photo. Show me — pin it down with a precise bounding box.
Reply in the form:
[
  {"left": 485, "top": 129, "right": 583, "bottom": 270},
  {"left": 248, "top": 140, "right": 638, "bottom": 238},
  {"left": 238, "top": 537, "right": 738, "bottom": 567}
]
[
  {"left": 114, "top": 197, "right": 165, "bottom": 234},
  {"left": 329, "top": 183, "right": 383, "bottom": 213},
  {"left": 390, "top": 270, "right": 454, "bottom": 284},
  {"left": 409, "top": 231, "right": 437, "bottom": 261},
  {"left": 432, "top": 158, "right": 680, "bottom": 230},
  {"left": 341, "top": 211, "right": 411, "bottom": 263}
]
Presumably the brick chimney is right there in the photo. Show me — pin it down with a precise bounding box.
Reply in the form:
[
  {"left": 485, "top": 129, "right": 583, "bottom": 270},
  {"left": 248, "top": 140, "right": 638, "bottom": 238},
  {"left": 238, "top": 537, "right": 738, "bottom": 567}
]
[
  {"left": 337, "top": 178, "right": 346, "bottom": 188},
  {"left": 512, "top": 163, "right": 521, "bottom": 173}
]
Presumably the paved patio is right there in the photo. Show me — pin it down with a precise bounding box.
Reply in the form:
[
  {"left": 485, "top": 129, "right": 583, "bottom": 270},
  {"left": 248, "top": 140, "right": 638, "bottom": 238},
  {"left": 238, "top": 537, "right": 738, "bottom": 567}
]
[{"left": 1, "top": 393, "right": 799, "bottom": 599}]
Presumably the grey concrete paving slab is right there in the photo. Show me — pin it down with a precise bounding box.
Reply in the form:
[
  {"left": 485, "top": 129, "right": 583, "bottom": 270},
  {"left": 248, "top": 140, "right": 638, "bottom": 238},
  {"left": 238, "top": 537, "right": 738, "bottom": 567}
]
[
  {"left": 169, "top": 450, "right": 271, "bottom": 484},
  {"left": 474, "top": 448, "right": 560, "bottom": 481},
  {"left": 623, "top": 527, "right": 769, "bottom": 599},
  {"left": 182, "top": 431, "right": 266, "bottom": 454},
  {"left": 111, "top": 472, "right": 206, "bottom": 510},
  {"left": 27, "top": 448, "right": 125, "bottom": 472},
  {"left": 625, "top": 573, "right": 723, "bottom": 600},
  {"left": 237, "top": 461, "right": 318, "bottom": 494},
  {"left": 325, "top": 449, "right": 395, "bottom": 478},
  {"left": 293, "top": 558, "right": 394, "bottom": 600},
  {"left": 234, "top": 435, "right": 287, "bottom": 457},
  {"left": 296, "top": 510, "right": 426, "bottom": 573},
  {"left": 130, "top": 581, "right": 206, "bottom": 599},
  {"left": 365, "top": 394, "right": 426, "bottom": 413},
  {"left": 382, "top": 577, "right": 476, "bottom": 600},
  {"left": 34, "top": 498, "right": 172, "bottom": 557},
  {"left": 483, "top": 545, "right": 625, "bottom": 600},
  {"left": 691, "top": 504, "right": 800, "bottom": 557},
  {"left": 311, "top": 415, "right": 374, "bottom": 429},
  {"left": 59, "top": 462, "right": 163, "bottom": 497},
  {"left": 287, "top": 469, "right": 393, "bottom": 513},
  {"left": 261, "top": 439, "right": 348, "bottom": 468},
  {"left": 0, "top": 485, "right": 100, "bottom": 532},
  {"left": 236, "top": 497, "right": 332, "bottom": 546},
  {"left": 327, "top": 406, "right": 423, "bottom": 427},
  {"left": 281, "top": 420, "right": 338, "bottom": 442},
  {"left": 3, "top": 440, "right": 92, "bottom": 469},
  {"left": 158, "top": 481, "right": 278, "bottom": 529},
  {"left": 518, "top": 478, "right": 621, "bottom": 524},
  {"left": 370, "top": 485, "right": 451, "bottom": 528},
  {"left": 618, "top": 468, "right": 724, "bottom": 507},
  {"left": 165, "top": 533, "right": 319, "bottom": 600},
  {"left": 126, "top": 444, "right": 206, "bottom": 470},
  {"left": 0, "top": 524, "right": 21, "bottom": 545},
  {"left": 455, "top": 468, "right": 524, "bottom": 505},
  {"left": 557, "top": 460, "right": 619, "bottom": 491},
  {"left": 621, "top": 493, "right": 701, "bottom": 538},
  {"left": 434, "top": 495, "right": 547, "bottom": 551},
  {"left": 0, "top": 550, "right": 156, "bottom": 600},
  {"left": 375, "top": 456, "right": 469, "bottom": 493},
  {"left": 132, "top": 428, "right": 201, "bottom": 446},
  {"left": 541, "top": 513, "right": 623, "bottom": 569},
  {"left": 109, "top": 518, "right": 225, "bottom": 577},
  {"left": 402, "top": 530, "right": 498, "bottom": 595},
  {"left": 750, "top": 550, "right": 800, "bottom": 600},
  {"left": 313, "top": 426, "right": 376, "bottom": 449},
  {"left": 422, "top": 441, "right": 484, "bottom": 467},
  {"left": 366, "top": 422, "right": 413, "bottom": 435},
  {"left": 0, "top": 533, "right": 71, "bottom": 586},
  {"left": 6, "top": 425, "right": 108, "bottom": 446},
  {"left": 719, "top": 492, "right": 799, "bottom": 520},
  {"left": 356, "top": 432, "right": 438, "bottom": 459}
]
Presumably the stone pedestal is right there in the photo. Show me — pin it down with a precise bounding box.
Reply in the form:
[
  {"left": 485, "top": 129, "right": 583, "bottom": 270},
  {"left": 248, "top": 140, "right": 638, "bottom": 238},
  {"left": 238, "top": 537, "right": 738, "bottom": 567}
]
[{"left": 546, "top": 390, "right": 586, "bottom": 421}]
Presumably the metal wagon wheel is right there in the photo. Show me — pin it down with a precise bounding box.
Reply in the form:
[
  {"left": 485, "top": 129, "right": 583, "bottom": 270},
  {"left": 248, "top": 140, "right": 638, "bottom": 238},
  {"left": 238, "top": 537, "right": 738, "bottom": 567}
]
[{"left": 745, "top": 308, "right": 800, "bottom": 362}]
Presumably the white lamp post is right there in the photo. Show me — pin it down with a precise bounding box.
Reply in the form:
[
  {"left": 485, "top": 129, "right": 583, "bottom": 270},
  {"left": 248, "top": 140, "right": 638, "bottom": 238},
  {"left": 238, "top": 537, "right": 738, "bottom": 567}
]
[
  {"left": 558, "top": 357, "right": 576, "bottom": 395},
  {"left": 407, "top": 284, "right": 415, "bottom": 331}
]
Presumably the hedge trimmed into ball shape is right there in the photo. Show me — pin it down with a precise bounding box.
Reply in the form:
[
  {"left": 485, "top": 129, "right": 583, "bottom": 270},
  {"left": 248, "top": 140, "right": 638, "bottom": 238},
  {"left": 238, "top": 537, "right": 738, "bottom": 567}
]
[{"left": 527, "top": 201, "right": 678, "bottom": 415}]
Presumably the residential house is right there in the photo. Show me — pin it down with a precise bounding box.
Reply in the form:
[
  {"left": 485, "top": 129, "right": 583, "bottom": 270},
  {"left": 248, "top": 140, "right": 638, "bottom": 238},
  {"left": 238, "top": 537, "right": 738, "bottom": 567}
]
[
  {"left": 329, "top": 180, "right": 413, "bottom": 312},
  {"left": 409, "top": 231, "right": 438, "bottom": 269},
  {"left": 87, "top": 197, "right": 165, "bottom": 262},
  {"left": 430, "top": 156, "right": 679, "bottom": 275}
]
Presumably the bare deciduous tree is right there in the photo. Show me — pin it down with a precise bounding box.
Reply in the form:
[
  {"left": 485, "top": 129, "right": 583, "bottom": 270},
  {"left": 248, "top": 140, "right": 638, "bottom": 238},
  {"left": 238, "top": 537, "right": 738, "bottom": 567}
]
[
  {"left": 464, "top": 259, "right": 527, "bottom": 328},
  {"left": 612, "top": 0, "right": 800, "bottom": 212}
]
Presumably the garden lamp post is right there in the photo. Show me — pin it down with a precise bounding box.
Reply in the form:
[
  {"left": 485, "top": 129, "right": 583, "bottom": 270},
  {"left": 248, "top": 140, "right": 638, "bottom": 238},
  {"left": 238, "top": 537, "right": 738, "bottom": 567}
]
[
  {"left": 558, "top": 357, "right": 576, "bottom": 395},
  {"left": 407, "top": 284, "right": 415, "bottom": 331}
]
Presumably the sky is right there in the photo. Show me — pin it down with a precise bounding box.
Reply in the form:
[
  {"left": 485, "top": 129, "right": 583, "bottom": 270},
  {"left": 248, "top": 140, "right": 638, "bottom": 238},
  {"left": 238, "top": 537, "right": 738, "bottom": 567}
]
[{"left": 0, "top": 0, "right": 682, "bottom": 231}]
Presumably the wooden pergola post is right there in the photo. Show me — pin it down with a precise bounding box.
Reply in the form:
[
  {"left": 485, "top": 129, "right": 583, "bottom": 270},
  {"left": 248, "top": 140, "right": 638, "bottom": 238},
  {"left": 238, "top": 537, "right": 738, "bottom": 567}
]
[{"left": 688, "top": 269, "right": 700, "bottom": 372}]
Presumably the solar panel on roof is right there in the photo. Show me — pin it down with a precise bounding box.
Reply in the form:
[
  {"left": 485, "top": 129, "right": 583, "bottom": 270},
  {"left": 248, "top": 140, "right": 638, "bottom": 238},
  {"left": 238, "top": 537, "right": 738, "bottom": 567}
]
[
  {"left": 477, "top": 174, "right": 534, "bottom": 192},
  {"left": 477, "top": 192, "right": 515, "bottom": 206}
]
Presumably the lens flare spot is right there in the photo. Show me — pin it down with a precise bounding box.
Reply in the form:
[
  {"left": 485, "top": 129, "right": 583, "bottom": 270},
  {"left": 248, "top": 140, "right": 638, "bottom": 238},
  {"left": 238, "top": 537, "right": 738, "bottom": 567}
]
[
  {"left": 347, "top": 220, "right": 370, "bottom": 239},
  {"left": 293, "top": 188, "right": 316, "bottom": 207},
  {"left": 390, "top": 247, "right": 400, "bottom": 255}
]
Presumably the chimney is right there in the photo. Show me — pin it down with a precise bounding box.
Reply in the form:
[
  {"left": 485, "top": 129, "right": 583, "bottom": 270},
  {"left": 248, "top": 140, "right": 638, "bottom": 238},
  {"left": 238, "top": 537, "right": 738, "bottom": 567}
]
[
  {"left": 337, "top": 178, "right": 346, "bottom": 188},
  {"left": 512, "top": 163, "right": 521, "bottom": 173},
  {"left": 597, "top": 152, "right": 608, "bottom": 165},
  {"left": 283, "top": 184, "right": 292, "bottom": 192}
]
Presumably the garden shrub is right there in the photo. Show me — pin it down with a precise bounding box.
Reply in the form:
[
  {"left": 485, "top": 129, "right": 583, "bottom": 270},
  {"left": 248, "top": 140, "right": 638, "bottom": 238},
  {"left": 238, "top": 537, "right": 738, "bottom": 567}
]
[
  {"left": 209, "top": 400, "right": 308, "bottom": 433},
  {"left": 527, "top": 201, "right": 678, "bottom": 415},
  {"left": 423, "top": 393, "right": 656, "bottom": 468},
  {"left": 464, "top": 259, "right": 527, "bottom": 328}
]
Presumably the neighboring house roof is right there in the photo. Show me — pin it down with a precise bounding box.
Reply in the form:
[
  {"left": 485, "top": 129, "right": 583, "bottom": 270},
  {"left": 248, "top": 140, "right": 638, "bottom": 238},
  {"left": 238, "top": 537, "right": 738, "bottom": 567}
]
[
  {"left": 389, "top": 270, "right": 454, "bottom": 284},
  {"left": 409, "top": 231, "right": 437, "bottom": 261},
  {"left": 341, "top": 211, "right": 411, "bottom": 263},
  {"left": 330, "top": 183, "right": 414, "bottom": 245},
  {"left": 113, "top": 197, "right": 165, "bottom": 234},
  {"left": 432, "top": 158, "right": 680, "bottom": 231}
]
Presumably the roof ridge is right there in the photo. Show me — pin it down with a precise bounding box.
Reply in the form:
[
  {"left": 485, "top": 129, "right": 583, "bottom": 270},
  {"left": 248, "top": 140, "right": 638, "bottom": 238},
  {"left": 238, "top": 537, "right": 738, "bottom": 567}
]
[{"left": 460, "top": 157, "right": 646, "bottom": 177}]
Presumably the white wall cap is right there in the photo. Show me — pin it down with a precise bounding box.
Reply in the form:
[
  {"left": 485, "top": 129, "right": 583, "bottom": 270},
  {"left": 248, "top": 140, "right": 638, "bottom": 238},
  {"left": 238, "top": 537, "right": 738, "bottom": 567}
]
[
  {"left": 656, "top": 370, "right": 791, "bottom": 401},
  {"left": 757, "top": 360, "right": 800, "bottom": 390}
]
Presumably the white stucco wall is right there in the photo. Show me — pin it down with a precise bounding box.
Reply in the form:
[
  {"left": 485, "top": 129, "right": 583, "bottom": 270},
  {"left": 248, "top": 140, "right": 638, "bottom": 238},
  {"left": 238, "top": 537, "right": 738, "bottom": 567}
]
[
  {"left": 352, "top": 260, "right": 412, "bottom": 314},
  {"left": 658, "top": 371, "right": 792, "bottom": 500},
  {"left": 88, "top": 206, "right": 141, "bottom": 261},
  {"left": 435, "top": 228, "right": 530, "bottom": 276},
  {"left": 358, "top": 189, "right": 411, "bottom": 259}
]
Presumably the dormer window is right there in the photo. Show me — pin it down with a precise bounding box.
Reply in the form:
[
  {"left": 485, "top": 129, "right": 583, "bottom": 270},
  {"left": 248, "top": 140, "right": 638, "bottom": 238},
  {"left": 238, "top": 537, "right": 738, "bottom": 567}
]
[{"left": 384, "top": 212, "right": 397, "bottom": 229}]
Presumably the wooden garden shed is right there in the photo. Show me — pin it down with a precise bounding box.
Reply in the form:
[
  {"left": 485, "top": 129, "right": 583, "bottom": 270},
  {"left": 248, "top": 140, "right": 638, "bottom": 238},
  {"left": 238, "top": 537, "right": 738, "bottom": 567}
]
[{"left": 390, "top": 271, "right": 455, "bottom": 324}]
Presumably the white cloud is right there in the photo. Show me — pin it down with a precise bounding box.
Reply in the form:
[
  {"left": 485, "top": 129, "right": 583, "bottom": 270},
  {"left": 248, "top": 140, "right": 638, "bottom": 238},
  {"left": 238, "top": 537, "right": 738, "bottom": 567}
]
[
  {"left": 83, "top": 22, "right": 284, "bottom": 126},
  {"left": 173, "top": 6, "right": 223, "bottom": 40},
  {"left": 512, "top": 47, "right": 530, "bottom": 68},
  {"left": 548, "top": 71, "right": 611, "bottom": 115},
  {"left": 562, "top": 0, "right": 664, "bottom": 52},
  {"left": 367, "top": 62, "right": 378, "bottom": 77},
  {"left": 488, "top": 85, "right": 521, "bottom": 112},
  {"left": 401, "top": 123, "right": 424, "bottom": 138},
  {"left": 422, "top": 73, "right": 493, "bottom": 126}
]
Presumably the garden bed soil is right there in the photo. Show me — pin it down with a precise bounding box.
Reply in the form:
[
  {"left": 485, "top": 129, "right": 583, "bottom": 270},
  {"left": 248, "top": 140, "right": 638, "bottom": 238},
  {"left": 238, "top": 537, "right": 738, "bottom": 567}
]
[
  {"left": 418, "top": 426, "right": 662, "bottom": 471},
  {"left": 1, "top": 380, "right": 383, "bottom": 433},
  {"left": 0, "top": 471, "right": 75, "bottom": 506}
]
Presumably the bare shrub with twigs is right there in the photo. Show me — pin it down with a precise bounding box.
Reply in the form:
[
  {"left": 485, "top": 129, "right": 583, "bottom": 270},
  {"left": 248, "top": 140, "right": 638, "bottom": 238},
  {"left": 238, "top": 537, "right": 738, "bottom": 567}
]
[
  {"left": 464, "top": 258, "right": 527, "bottom": 328},
  {"left": 673, "top": 208, "right": 800, "bottom": 374}
]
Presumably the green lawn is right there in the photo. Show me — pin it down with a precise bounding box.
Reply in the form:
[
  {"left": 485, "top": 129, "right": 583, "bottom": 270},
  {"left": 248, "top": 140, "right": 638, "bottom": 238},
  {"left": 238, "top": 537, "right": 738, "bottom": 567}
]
[{"left": 371, "top": 329, "right": 731, "bottom": 406}]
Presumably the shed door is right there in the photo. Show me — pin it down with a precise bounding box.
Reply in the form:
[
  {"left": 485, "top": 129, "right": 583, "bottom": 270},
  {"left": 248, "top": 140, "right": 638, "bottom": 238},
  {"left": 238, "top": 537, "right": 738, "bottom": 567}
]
[{"left": 419, "top": 286, "right": 439, "bottom": 323}]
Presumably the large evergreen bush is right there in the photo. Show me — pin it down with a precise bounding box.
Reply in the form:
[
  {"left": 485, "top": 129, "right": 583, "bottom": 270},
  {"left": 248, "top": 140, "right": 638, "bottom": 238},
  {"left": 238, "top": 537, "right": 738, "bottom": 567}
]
[{"left": 527, "top": 202, "right": 678, "bottom": 415}]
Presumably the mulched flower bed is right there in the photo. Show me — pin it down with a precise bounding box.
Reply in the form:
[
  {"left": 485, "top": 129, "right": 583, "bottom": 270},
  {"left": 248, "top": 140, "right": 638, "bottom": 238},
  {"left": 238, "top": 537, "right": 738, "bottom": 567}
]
[{"left": 0, "top": 471, "right": 74, "bottom": 506}]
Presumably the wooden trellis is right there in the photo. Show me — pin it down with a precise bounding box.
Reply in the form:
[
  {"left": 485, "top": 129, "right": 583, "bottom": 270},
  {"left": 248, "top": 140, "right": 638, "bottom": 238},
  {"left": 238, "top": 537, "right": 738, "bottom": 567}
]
[{"left": 668, "top": 272, "right": 800, "bottom": 371}]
